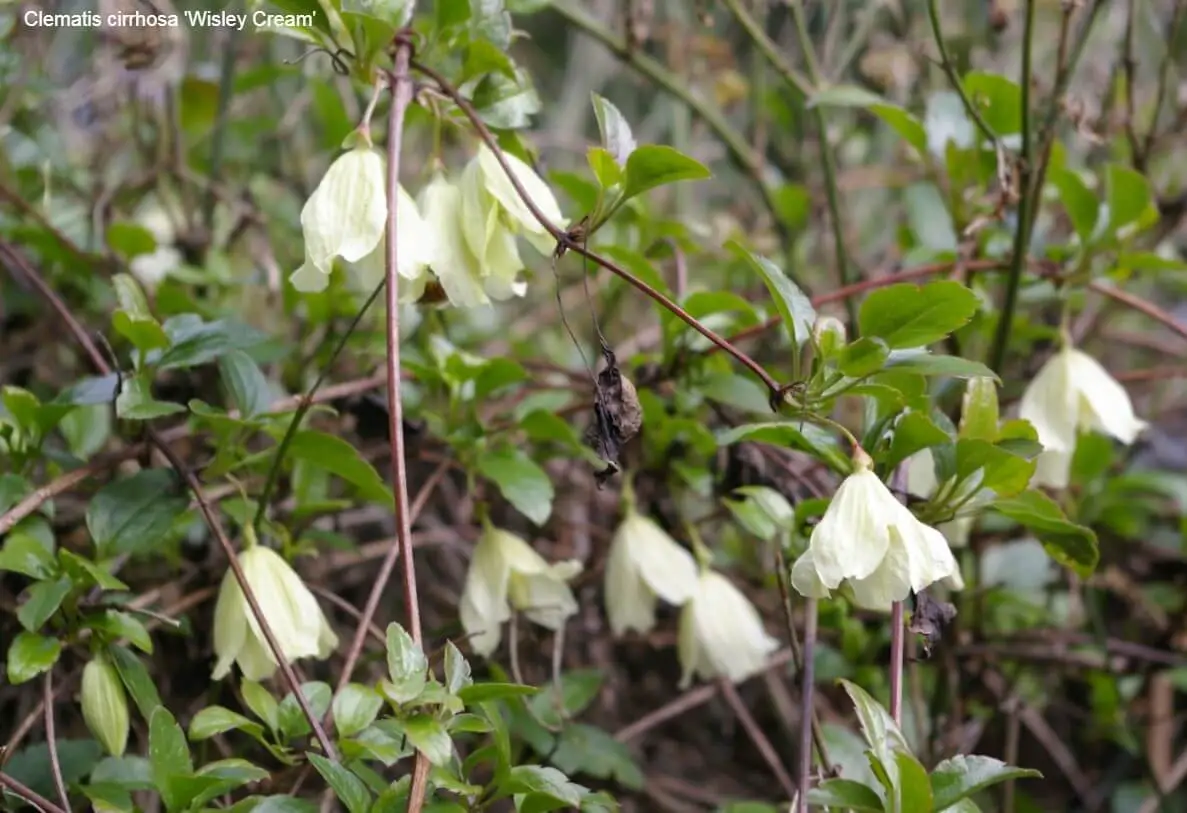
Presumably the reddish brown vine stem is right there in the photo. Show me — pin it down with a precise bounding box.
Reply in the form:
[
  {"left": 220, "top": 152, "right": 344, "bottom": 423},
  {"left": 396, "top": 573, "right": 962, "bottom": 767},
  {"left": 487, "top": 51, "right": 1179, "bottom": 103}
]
[
  {"left": 0, "top": 240, "right": 338, "bottom": 762},
  {"left": 408, "top": 59, "right": 783, "bottom": 398}
]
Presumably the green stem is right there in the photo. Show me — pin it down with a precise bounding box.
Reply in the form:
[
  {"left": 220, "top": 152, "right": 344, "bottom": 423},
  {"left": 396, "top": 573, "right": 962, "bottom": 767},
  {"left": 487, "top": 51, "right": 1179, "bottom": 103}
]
[
  {"left": 988, "top": 0, "right": 1037, "bottom": 374},
  {"left": 252, "top": 281, "right": 385, "bottom": 532}
]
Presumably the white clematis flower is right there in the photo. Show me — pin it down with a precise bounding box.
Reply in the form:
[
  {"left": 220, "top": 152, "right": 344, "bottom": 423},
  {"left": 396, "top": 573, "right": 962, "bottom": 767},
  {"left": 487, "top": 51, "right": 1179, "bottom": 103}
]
[
  {"left": 791, "top": 450, "right": 961, "bottom": 611},
  {"left": 604, "top": 510, "right": 699, "bottom": 635},
  {"left": 212, "top": 545, "right": 338, "bottom": 681},
  {"left": 1020, "top": 344, "right": 1147, "bottom": 489},
  {"left": 290, "top": 146, "right": 430, "bottom": 293},
  {"left": 677, "top": 570, "right": 779, "bottom": 687},
  {"left": 459, "top": 524, "right": 582, "bottom": 657},
  {"left": 474, "top": 143, "right": 564, "bottom": 255}
]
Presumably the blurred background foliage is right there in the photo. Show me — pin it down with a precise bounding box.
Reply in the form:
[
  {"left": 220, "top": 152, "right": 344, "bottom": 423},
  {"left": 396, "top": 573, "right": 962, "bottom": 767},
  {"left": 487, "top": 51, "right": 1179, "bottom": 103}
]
[{"left": 2, "top": 0, "right": 1187, "bottom": 812}]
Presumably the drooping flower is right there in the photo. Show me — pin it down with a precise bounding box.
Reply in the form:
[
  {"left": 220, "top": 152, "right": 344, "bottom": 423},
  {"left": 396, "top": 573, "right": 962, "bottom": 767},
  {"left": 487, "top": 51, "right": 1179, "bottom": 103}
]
[
  {"left": 791, "top": 450, "right": 961, "bottom": 611},
  {"left": 212, "top": 545, "right": 338, "bottom": 681},
  {"left": 459, "top": 523, "right": 582, "bottom": 657},
  {"left": 472, "top": 142, "right": 564, "bottom": 255},
  {"left": 417, "top": 172, "right": 490, "bottom": 308},
  {"left": 604, "top": 509, "right": 699, "bottom": 635},
  {"left": 1019, "top": 344, "right": 1147, "bottom": 489},
  {"left": 129, "top": 203, "right": 182, "bottom": 288},
  {"left": 677, "top": 570, "right": 779, "bottom": 687},
  {"left": 290, "top": 145, "right": 430, "bottom": 293},
  {"left": 80, "top": 655, "right": 129, "bottom": 757}
]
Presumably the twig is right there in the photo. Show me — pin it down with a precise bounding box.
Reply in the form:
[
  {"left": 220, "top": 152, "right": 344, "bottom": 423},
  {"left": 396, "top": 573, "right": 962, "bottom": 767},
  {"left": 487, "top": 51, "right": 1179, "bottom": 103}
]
[
  {"left": 799, "top": 599, "right": 819, "bottom": 813},
  {"left": 889, "top": 600, "right": 905, "bottom": 725},
  {"left": 379, "top": 32, "right": 431, "bottom": 813},
  {"left": 0, "top": 240, "right": 338, "bottom": 761},
  {"left": 409, "top": 60, "right": 783, "bottom": 399},
  {"left": 614, "top": 649, "right": 795, "bottom": 742},
  {"left": 44, "top": 673, "right": 71, "bottom": 813},
  {"left": 720, "top": 679, "right": 797, "bottom": 801},
  {"left": 1089, "top": 280, "right": 1187, "bottom": 342},
  {"left": 987, "top": 0, "right": 1036, "bottom": 374},
  {"left": 0, "top": 772, "right": 66, "bottom": 813},
  {"left": 926, "top": 0, "right": 1005, "bottom": 153}
]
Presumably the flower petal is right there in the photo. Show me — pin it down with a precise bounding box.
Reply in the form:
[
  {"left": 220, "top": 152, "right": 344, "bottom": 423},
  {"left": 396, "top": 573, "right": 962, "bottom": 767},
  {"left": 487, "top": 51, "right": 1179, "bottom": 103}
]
[
  {"left": 809, "top": 468, "right": 895, "bottom": 586},
  {"left": 1065, "top": 348, "right": 1148, "bottom": 444},
  {"left": 605, "top": 530, "right": 657, "bottom": 635},
  {"left": 419, "top": 174, "right": 490, "bottom": 308},
  {"left": 476, "top": 143, "right": 564, "bottom": 241},
  {"left": 290, "top": 260, "right": 330, "bottom": 293},
  {"left": 1019, "top": 349, "right": 1078, "bottom": 452},
  {"left": 1031, "top": 447, "right": 1073, "bottom": 489},
  {"left": 846, "top": 531, "right": 913, "bottom": 611},
  {"left": 512, "top": 570, "right": 578, "bottom": 630},
  {"left": 301, "top": 148, "right": 387, "bottom": 266},
  {"left": 693, "top": 571, "right": 778, "bottom": 684},
  {"left": 621, "top": 514, "right": 699, "bottom": 606},
  {"left": 237, "top": 634, "right": 279, "bottom": 682},
  {"left": 790, "top": 550, "right": 831, "bottom": 599},
  {"left": 459, "top": 528, "right": 514, "bottom": 655},
  {"left": 211, "top": 569, "right": 246, "bottom": 680},
  {"left": 905, "top": 448, "right": 938, "bottom": 499}
]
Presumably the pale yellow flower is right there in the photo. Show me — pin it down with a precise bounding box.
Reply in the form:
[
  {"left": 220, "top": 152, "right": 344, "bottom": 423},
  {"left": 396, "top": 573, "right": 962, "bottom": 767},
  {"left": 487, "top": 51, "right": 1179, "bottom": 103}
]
[
  {"left": 677, "top": 570, "right": 779, "bottom": 687},
  {"left": 212, "top": 546, "right": 337, "bottom": 681},
  {"left": 459, "top": 524, "right": 581, "bottom": 657},
  {"left": 1020, "top": 344, "right": 1147, "bottom": 488},
  {"left": 604, "top": 511, "right": 698, "bottom": 635}
]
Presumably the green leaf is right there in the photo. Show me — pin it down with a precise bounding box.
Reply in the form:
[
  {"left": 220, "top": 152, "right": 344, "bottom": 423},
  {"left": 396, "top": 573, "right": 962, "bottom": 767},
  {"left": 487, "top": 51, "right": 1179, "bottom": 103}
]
[
  {"left": 218, "top": 350, "right": 271, "bottom": 418},
  {"left": 959, "top": 377, "right": 999, "bottom": 441},
  {"left": 341, "top": 0, "right": 413, "bottom": 28},
  {"left": 456, "top": 682, "right": 538, "bottom": 704},
  {"left": 155, "top": 316, "right": 268, "bottom": 370},
  {"left": 476, "top": 447, "right": 554, "bottom": 525},
  {"left": 307, "top": 753, "right": 372, "bottom": 813},
  {"left": 333, "top": 684, "right": 384, "bottom": 738},
  {"left": 106, "top": 223, "right": 157, "bottom": 259},
  {"left": 402, "top": 715, "right": 454, "bottom": 766},
  {"left": 149, "top": 707, "right": 193, "bottom": 792},
  {"left": 590, "top": 93, "right": 636, "bottom": 166},
  {"left": 113, "top": 311, "right": 171, "bottom": 354},
  {"left": 870, "top": 104, "right": 928, "bottom": 156},
  {"left": 808, "top": 83, "right": 884, "bottom": 108},
  {"left": 838, "top": 337, "right": 891, "bottom": 377},
  {"left": 729, "top": 242, "right": 816, "bottom": 348},
  {"left": 112, "top": 273, "right": 153, "bottom": 319},
  {"left": 904, "top": 183, "right": 957, "bottom": 252},
  {"left": 470, "top": 0, "right": 512, "bottom": 49},
  {"left": 587, "top": 147, "right": 623, "bottom": 190},
  {"left": 254, "top": 797, "right": 319, "bottom": 813},
  {"left": 6, "top": 631, "right": 62, "bottom": 684},
  {"left": 384, "top": 622, "right": 428, "bottom": 699},
  {"left": 622, "top": 145, "right": 711, "bottom": 200},
  {"left": 930, "top": 754, "right": 1042, "bottom": 810},
  {"left": 503, "top": 765, "right": 586, "bottom": 806},
  {"left": 85, "top": 610, "right": 151, "bottom": 653},
  {"left": 188, "top": 706, "right": 264, "bottom": 741},
  {"left": 543, "top": 723, "right": 644, "bottom": 791},
  {"left": 109, "top": 644, "right": 163, "bottom": 722},
  {"left": 955, "top": 439, "right": 1034, "bottom": 498},
  {"left": 884, "top": 352, "right": 998, "bottom": 380},
  {"left": 529, "top": 669, "right": 604, "bottom": 727},
  {"left": 17, "top": 576, "right": 73, "bottom": 632},
  {"left": 992, "top": 490, "right": 1099, "bottom": 577},
  {"left": 896, "top": 749, "right": 933, "bottom": 812},
  {"left": 285, "top": 430, "right": 394, "bottom": 506},
  {"left": 86, "top": 469, "right": 187, "bottom": 558},
  {"left": 4, "top": 740, "right": 102, "bottom": 803},
  {"left": 115, "top": 376, "right": 187, "bottom": 420},
  {"left": 0, "top": 531, "right": 57, "bottom": 579},
  {"left": 1105, "top": 163, "right": 1158, "bottom": 235},
  {"left": 838, "top": 679, "right": 910, "bottom": 754},
  {"left": 962, "top": 71, "right": 1022, "bottom": 135},
  {"left": 859, "top": 281, "right": 980, "bottom": 349},
  {"left": 277, "top": 682, "right": 332, "bottom": 740},
  {"left": 1050, "top": 169, "right": 1099, "bottom": 243},
  {"left": 59, "top": 550, "right": 128, "bottom": 592},
  {"left": 241, "top": 681, "right": 281, "bottom": 733},
  {"left": 1116, "top": 251, "right": 1187, "bottom": 274},
  {"left": 716, "top": 422, "right": 850, "bottom": 475},
  {"left": 807, "top": 778, "right": 885, "bottom": 811},
  {"left": 885, "top": 412, "right": 950, "bottom": 472},
  {"left": 443, "top": 641, "right": 473, "bottom": 694}
]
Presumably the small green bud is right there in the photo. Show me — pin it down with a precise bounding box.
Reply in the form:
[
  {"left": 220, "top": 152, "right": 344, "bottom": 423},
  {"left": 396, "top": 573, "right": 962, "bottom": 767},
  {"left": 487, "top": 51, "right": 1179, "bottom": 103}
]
[
  {"left": 812, "top": 315, "right": 847, "bottom": 358},
  {"left": 81, "top": 655, "right": 129, "bottom": 757}
]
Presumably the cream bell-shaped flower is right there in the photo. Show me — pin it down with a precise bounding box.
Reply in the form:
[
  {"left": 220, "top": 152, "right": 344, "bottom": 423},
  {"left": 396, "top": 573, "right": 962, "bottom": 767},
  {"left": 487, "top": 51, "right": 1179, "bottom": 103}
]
[
  {"left": 475, "top": 143, "right": 564, "bottom": 255},
  {"left": 1020, "top": 344, "right": 1148, "bottom": 489},
  {"left": 791, "top": 451, "right": 961, "bottom": 611},
  {"left": 346, "top": 184, "right": 434, "bottom": 295},
  {"left": 677, "top": 570, "right": 779, "bottom": 687},
  {"left": 291, "top": 146, "right": 421, "bottom": 293},
  {"left": 418, "top": 172, "right": 491, "bottom": 308},
  {"left": 605, "top": 510, "right": 699, "bottom": 635},
  {"left": 212, "top": 545, "right": 338, "bottom": 681},
  {"left": 459, "top": 524, "right": 582, "bottom": 657},
  {"left": 458, "top": 158, "right": 529, "bottom": 302}
]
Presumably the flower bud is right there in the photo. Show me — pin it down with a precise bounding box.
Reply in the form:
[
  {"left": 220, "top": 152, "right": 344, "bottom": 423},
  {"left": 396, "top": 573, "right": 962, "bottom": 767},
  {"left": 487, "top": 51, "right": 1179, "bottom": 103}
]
[
  {"left": 81, "top": 655, "right": 129, "bottom": 757},
  {"left": 812, "top": 315, "right": 847, "bottom": 357}
]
